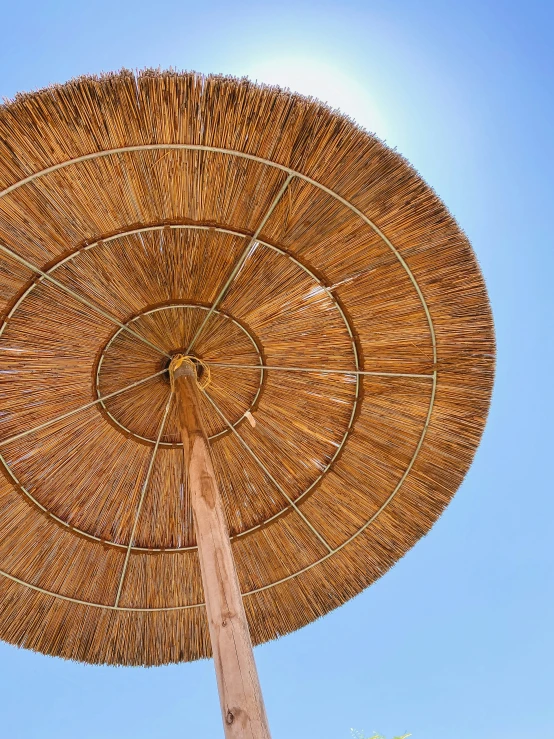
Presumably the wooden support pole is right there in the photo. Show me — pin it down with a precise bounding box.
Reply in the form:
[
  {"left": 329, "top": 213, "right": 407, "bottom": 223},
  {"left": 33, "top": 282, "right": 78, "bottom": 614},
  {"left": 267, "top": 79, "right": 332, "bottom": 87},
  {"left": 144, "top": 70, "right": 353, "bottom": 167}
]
[{"left": 173, "top": 360, "right": 271, "bottom": 739}]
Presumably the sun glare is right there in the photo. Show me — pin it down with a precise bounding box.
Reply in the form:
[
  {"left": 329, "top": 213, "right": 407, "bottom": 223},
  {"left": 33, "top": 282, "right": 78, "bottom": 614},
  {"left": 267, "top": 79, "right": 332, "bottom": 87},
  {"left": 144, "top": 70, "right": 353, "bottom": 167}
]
[{"left": 249, "top": 57, "right": 388, "bottom": 138}]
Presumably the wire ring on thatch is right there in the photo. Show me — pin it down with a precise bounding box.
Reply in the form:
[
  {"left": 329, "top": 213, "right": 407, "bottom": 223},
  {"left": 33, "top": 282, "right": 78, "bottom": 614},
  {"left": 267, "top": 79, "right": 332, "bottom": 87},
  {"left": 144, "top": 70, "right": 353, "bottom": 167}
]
[
  {"left": 0, "top": 238, "right": 363, "bottom": 555},
  {"left": 0, "top": 206, "right": 433, "bottom": 609},
  {"left": 0, "top": 71, "right": 494, "bottom": 666},
  {"left": 0, "top": 222, "right": 366, "bottom": 556},
  {"left": 97, "top": 303, "right": 264, "bottom": 443},
  {"left": 0, "top": 144, "right": 437, "bottom": 363},
  {"left": 0, "top": 214, "right": 439, "bottom": 565},
  {"left": 1, "top": 151, "right": 443, "bottom": 575},
  {"left": 0, "top": 140, "right": 440, "bottom": 611},
  {"left": 0, "top": 372, "right": 437, "bottom": 615},
  {"left": 113, "top": 391, "right": 174, "bottom": 607},
  {"left": 0, "top": 221, "right": 365, "bottom": 555},
  {"left": 95, "top": 302, "right": 265, "bottom": 445},
  {"left": 0, "top": 447, "right": 197, "bottom": 553},
  {"left": 0, "top": 280, "right": 357, "bottom": 557},
  {"left": 0, "top": 357, "right": 434, "bottom": 599},
  {"left": 1, "top": 223, "right": 361, "bottom": 450}
]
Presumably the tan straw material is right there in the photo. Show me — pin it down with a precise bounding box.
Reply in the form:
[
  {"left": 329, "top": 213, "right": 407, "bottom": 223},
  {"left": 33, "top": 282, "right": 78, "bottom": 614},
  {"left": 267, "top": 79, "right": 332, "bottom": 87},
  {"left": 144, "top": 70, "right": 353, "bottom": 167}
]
[{"left": 0, "top": 69, "right": 494, "bottom": 665}]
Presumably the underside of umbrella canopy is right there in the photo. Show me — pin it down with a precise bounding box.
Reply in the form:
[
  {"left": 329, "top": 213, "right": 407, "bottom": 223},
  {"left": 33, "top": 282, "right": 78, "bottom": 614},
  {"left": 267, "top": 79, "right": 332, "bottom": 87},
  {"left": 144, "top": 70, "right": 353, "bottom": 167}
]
[{"left": 0, "top": 69, "right": 494, "bottom": 666}]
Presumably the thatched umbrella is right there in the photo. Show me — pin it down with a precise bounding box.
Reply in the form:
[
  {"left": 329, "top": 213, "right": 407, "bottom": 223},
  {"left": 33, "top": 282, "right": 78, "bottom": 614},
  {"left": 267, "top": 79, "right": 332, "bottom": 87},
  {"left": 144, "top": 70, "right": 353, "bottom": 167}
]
[{"left": 0, "top": 70, "right": 494, "bottom": 737}]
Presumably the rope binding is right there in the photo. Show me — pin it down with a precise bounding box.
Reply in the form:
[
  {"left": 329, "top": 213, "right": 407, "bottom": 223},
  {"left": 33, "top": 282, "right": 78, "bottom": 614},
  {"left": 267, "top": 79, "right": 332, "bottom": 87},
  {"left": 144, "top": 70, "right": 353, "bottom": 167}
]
[{"left": 169, "top": 354, "right": 211, "bottom": 392}]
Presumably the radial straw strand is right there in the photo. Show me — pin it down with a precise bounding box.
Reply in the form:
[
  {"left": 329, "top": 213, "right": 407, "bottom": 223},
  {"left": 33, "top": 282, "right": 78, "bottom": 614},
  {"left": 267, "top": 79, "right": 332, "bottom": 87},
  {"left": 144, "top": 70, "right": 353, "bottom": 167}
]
[
  {"left": 203, "top": 389, "right": 334, "bottom": 553},
  {"left": 186, "top": 173, "right": 295, "bottom": 353},
  {"left": 208, "top": 362, "right": 435, "bottom": 378},
  {"left": 0, "top": 370, "right": 166, "bottom": 448},
  {"left": 0, "top": 242, "right": 171, "bottom": 359},
  {"left": 0, "top": 69, "right": 494, "bottom": 666},
  {"left": 114, "top": 391, "right": 173, "bottom": 607}
]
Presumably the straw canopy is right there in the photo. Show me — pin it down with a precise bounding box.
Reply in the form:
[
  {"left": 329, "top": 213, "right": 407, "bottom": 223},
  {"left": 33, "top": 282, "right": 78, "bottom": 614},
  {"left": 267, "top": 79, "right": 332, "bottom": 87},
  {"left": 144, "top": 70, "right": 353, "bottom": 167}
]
[{"left": 0, "top": 69, "right": 494, "bottom": 666}]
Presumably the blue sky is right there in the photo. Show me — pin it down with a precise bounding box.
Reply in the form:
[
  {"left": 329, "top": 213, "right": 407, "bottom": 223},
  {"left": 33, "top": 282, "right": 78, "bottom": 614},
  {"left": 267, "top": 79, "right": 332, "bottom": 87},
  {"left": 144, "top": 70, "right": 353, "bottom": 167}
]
[{"left": 0, "top": 1, "right": 552, "bottom": 737}]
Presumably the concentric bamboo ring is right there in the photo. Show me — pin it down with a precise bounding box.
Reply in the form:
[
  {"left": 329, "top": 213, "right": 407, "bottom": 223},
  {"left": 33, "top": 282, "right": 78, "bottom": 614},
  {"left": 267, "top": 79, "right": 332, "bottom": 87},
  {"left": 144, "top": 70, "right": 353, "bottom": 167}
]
[{"left": 0, "top": 70, "right": 494, "bottom": 665}]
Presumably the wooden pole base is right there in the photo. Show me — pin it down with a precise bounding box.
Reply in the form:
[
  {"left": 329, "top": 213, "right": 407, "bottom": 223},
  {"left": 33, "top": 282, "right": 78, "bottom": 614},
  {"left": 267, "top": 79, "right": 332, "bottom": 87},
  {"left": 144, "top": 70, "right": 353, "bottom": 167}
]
[{"left": 173, "top": 360, "right": 271, "bottom": 739}]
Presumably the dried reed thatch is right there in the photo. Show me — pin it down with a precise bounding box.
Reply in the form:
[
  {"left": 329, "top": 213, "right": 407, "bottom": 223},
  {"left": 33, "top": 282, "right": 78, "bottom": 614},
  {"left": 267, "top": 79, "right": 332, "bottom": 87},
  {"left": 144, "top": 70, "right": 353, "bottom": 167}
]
[{"left": 0, "top": 69, "right": 494, "bottom": 665}]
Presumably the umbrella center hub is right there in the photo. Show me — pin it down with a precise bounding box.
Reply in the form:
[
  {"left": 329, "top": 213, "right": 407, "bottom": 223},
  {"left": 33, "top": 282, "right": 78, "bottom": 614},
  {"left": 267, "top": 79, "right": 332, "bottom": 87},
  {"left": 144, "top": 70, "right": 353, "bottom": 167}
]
[
  {"left": 95, "top": 303, "right": 264, "bottom": 446},
  {"left": 163, "top": 353, "right": 208, "bottom": 386}
]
